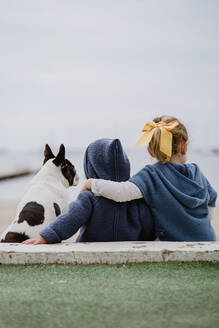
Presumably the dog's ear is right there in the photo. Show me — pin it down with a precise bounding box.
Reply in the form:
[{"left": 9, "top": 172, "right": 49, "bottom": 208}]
[
  {"left": 43, "top": 144, "right": 55, "bottom": 165},
  {"left": 53, "top": 144, "right": 65, "bottom": 167}
]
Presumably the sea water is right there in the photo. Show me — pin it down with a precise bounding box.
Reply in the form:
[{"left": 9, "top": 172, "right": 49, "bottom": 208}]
[{"left": 0, "top": 148, "right": 218, "bottom": 203}]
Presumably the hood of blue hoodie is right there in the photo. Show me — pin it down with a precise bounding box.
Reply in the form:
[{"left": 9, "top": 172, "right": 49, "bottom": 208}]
[
  {"left": 84, "top": 138, "right": 130, "bottom": 181},
  {"left": 153, "top": 162, "right": 216, "bottom": 209}
]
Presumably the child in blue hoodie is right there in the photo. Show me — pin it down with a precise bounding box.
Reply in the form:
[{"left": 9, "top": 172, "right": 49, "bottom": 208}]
[
  {"left": 82, "top": 116, "right": 217, "bottom": 242},
  {"left": 23, "top": 138, "right": 155, "bottom": 244}
]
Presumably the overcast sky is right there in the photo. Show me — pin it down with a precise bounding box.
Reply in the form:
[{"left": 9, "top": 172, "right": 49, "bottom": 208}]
[{"left": 1, "top": 0, "right": 219, "bottom": 151}]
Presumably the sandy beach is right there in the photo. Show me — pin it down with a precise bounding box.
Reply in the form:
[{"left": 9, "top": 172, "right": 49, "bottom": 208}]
[{"left": 0, "top": 202, "right": 218, "bottom": 241}]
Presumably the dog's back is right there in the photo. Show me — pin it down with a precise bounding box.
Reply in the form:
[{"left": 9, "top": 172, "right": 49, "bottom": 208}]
[{"left": 1, "top": 144, "right": 78, "bottom": 243}]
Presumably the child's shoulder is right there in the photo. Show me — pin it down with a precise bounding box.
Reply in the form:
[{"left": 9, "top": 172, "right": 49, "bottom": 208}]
[
  {"left": 132, "top": 161, "right": 203, "bottom": 181},
  {"left": 138, "top": 162, "right": 204, "bottom": 181},
  {"left": 68, "top": 190, "right": 98, "bottom": 212},
  {"left": 76, "top": 189, "right": 102, "bottom": 204},
  {"left": 73, "top": 190, "right": 95, "bottom": 204},
  {"left": 152, "top": 161, "right": 200, "bottom": 172}
]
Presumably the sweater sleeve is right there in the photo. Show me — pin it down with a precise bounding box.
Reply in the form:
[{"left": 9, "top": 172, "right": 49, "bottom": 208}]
[
  {"left": 206, "top": 180, "right": 217, "bottom": 207},
  {"left": 40, "top": 191, "right": 93, "bottom": 243},
  {"left": 208, "top": 207, "right": 215, "bottom": 221},
  {"left": 91, "top": 179, "right": 143, "bottom": 202}
]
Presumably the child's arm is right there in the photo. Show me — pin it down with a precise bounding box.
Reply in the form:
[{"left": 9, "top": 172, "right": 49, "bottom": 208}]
[
  {"left": 22, "top": 191, "right": 93, "bottom": 244},
  {"left": 205, "top": 177, "right": 217, "bottom": 220},
  {"left": 82, "top": 178, "right": 143, "bottom": 202},
  {"left": 209, "top": 207, "right": 215, "bottom": 221}
]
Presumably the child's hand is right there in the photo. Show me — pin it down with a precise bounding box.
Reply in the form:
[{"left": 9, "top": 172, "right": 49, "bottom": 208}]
[
  {"left": 80, "top": 178, "right": 93, "bottom": 192},
  {"left": 22, "top": 236, "right": 48, "bottom": 245}
]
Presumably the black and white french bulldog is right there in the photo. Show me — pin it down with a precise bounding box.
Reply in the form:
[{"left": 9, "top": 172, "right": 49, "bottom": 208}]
[{"left": 1, "top": 144, "right": 79, "bottom": 243}]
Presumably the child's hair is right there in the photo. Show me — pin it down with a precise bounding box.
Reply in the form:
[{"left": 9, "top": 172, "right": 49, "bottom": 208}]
[{"left": 149, "top": 115, "right": 188, "bottom": 163}]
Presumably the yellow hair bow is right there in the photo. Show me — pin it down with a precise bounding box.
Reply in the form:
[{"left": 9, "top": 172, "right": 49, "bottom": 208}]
[{"left": 136, "top": 121, "right": 179, "bottom": 157}]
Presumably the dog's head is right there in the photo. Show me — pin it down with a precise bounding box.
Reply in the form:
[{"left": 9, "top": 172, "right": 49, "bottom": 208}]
[{"left": 43, "top": 144, "right": 79, "bottom": 187}]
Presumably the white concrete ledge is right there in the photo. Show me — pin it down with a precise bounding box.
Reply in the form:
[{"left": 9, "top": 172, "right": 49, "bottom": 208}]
[{"left": 0, "top": 241, "right": 219, "bottom": 264}]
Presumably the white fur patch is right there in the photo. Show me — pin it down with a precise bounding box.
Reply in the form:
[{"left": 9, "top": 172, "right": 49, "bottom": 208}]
[{"left": 1, "top": 159, "right": 76, "bottom": 241}]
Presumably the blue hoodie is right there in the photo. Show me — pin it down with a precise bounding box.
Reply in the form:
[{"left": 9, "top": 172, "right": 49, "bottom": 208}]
[
  {"left": 130, "top": 162, "right": 217, "bottom": 241},
  {"left": 40, "top": 139, "right": 155, "bottom": 243}
]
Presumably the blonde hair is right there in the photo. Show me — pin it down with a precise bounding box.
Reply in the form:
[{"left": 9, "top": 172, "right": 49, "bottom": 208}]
[{"left": 149, "top": 115, "right": 188, "bottom": 163}]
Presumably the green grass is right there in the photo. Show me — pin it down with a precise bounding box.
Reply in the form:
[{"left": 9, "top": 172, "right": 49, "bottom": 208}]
[{"left": 0, "top": 263, "right": 219, "bottom": 328}]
